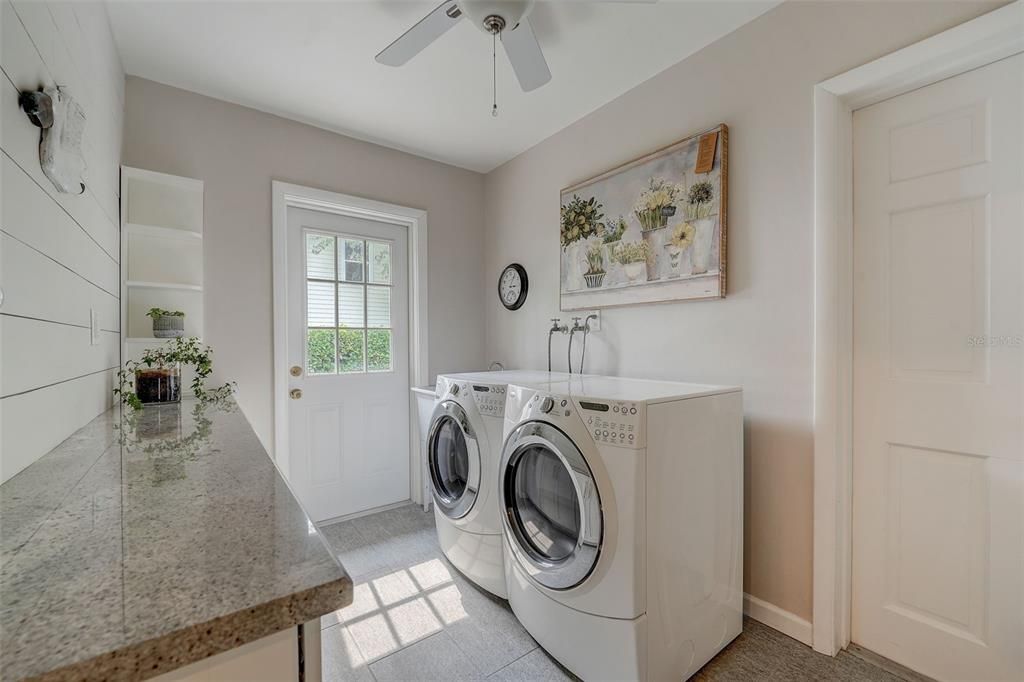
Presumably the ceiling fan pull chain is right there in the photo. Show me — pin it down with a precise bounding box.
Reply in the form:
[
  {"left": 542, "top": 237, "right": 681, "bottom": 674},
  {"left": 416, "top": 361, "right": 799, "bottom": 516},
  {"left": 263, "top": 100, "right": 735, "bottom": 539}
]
[{"left": 492, "top": 31, "right": 498, "bottom": 117}]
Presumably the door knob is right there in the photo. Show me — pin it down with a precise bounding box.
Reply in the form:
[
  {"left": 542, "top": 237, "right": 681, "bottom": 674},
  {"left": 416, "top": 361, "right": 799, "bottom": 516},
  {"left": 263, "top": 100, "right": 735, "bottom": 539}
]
[
  {"left": 290, "top": 389, "right": 303, "bottom": 400},
  {"left": 290, "top": 365, "right": 302, "bottom": 377}
]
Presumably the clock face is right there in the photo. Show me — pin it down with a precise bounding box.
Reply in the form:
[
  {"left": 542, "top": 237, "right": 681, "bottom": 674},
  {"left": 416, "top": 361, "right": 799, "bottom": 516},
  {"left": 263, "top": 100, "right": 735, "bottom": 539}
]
[{"left": 499, "top": 264, "right": 528, "bottom": 310}]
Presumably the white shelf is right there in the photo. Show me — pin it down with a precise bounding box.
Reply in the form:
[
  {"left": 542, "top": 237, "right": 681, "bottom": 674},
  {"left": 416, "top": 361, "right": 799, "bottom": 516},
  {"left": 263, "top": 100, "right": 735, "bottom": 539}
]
[
  {"left": 125, "top": 337, "right": 201, "bottom": 344},
  {"left": 126, "top": 280, "right": 203, "bottom": 292},
  {"left": 121, "top": 166, "right": 205, "bottom": 346},
  {"left": 125, "top": 222, "right": 203, "bottom": 240},
  {"left": 122, "top": 166, "right": 204, "bottom": 192}
]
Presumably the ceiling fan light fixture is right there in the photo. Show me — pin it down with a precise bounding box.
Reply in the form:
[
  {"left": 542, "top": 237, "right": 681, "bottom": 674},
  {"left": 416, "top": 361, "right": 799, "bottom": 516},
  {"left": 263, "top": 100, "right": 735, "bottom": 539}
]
[
  {"left": 482, "top": 14, "right": 506, "bottom": 35},
  {"left": 375, "top": 0, "right": 551, "bottom": 106},
  {"left": 461, "top": 0, "right": 535, "bottom": 34}
]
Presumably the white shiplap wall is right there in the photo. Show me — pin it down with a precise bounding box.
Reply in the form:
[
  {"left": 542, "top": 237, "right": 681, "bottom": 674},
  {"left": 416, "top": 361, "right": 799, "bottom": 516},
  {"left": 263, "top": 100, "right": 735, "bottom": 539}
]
[{"left": 0, "top": 0, "right": 124, "bottom": 482}]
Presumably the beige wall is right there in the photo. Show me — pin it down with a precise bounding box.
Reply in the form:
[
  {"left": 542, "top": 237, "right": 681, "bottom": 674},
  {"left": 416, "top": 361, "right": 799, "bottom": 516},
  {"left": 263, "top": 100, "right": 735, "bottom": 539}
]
[
  {"left": 1, "top": 1, "right": 123, "bottom": 482},
  {"left": 122, "top": 77, "right": 486, "bottom": 451},
  {"left": 481, "top": 1, "right": 1000, "bottom": 621}
]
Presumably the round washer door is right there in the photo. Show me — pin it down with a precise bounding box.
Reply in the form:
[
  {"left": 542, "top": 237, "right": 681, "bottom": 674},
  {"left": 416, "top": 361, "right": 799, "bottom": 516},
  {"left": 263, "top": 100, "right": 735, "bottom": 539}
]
[
  {"left": 500, "top": 421, "right": 602, "bottom": 590},
  {"left": 427, "top": 400, "right": 481, "bottom": 519}
]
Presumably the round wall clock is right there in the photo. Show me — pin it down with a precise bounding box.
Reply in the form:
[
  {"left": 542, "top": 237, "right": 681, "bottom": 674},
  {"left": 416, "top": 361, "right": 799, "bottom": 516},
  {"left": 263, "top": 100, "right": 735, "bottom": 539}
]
[{"left": 498, "top": 263, "right": 528, "bottom": 311}]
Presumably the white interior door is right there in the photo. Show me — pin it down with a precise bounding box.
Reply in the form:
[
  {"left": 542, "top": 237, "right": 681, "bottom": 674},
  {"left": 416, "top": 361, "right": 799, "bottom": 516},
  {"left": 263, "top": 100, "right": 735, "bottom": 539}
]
[
  {"left": 852, "top": 54, "right": 1022, "bottom": 681},
  {"left": 287, "top": 206, "right": 410, "bottom": 522}
]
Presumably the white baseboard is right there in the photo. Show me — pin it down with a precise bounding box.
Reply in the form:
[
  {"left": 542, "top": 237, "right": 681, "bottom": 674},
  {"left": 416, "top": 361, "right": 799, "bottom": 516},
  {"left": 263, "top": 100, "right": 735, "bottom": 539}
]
[{"left": 743, "top": 593, "right": 814, "bottom": 646}]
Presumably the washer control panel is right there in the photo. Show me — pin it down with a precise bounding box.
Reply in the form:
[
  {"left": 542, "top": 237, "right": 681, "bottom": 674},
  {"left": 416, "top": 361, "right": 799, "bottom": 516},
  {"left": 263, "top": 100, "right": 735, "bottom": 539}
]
[
  {"left": 578, "top": 399, "right": 644, "bottom": 449},
  {"left": 471, "top": 384, "right": 507, "bottom": 418}
]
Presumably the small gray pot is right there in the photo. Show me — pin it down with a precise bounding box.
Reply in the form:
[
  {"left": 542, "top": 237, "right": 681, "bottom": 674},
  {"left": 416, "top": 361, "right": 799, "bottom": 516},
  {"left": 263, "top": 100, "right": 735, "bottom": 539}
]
[
  {"left": 153, "top": 315, "right": 185, "bottom": 338},
  {"left": 584, "top": 272, "right": 606, "bottom": 289}
]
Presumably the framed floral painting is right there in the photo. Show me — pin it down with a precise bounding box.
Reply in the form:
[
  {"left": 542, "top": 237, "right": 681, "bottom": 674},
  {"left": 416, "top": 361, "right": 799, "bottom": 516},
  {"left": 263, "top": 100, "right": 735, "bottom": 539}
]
[{"left": 559, "top": 124, "right": 728, "bottom": 309}]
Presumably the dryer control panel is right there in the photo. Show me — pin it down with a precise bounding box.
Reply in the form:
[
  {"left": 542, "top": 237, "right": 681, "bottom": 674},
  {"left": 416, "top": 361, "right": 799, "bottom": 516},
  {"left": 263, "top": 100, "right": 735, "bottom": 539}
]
[
  {"left": 577, "top": 399, "right": 644, "bottom": 448},
  {"left": 517, "top": 391, "right": 646, "bottom": 450},
  {"left": 471, "top": 384, "right": 507, "bottom": 418}
]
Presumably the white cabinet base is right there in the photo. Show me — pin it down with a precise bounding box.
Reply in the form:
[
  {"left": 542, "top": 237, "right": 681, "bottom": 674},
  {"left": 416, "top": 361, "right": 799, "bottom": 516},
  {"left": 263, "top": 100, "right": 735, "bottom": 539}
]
[{"left": 153, "top": 619, "right": 321, "bottom": 682}]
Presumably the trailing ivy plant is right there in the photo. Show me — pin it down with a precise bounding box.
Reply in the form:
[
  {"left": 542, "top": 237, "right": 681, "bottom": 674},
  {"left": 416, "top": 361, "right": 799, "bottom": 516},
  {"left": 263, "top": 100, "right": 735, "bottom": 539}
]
[{"left": 114, "top": 336, "right": 235, "bottom": 410}]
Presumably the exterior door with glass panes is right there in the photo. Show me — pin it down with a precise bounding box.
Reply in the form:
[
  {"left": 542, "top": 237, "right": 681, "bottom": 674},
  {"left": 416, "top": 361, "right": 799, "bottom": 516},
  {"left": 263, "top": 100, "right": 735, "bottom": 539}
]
[{"left": 287, "top": 206, "right": 410, "bottom": 522}]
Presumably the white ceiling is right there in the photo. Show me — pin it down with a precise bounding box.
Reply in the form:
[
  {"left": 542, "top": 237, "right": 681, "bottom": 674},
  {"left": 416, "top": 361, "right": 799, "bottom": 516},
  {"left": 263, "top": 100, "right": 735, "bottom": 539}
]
[{"left": 107, "top": 1, "right": 778, "bottom": 173}]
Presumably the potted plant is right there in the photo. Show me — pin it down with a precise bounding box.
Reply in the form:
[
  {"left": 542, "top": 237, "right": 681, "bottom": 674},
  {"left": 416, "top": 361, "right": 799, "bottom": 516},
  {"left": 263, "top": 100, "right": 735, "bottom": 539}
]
[
  {"left": 686, "top": 179, "right": 716, "bottom": 274},
  {"left": 601, "top": 215, "right": 627, "bottom": 262},
  {"left": 613, "top": 240, "right": 651, "bottom": 283},
  {"left": 147, "top": 308, "right": 185, "bottom": 338},
  {"left": 583, "top": 243, "right": 606, "bottom": 288},
  {"left": 664, "top": 221, "right": 696, "bottom": 278},
  {"left": 634, "top": 178, "right": 682, "bottom": 279},
  {"left": 560, "top": 194, "right": 604, "bottom": 291},
  {"left": 634, "top": 177, "right": 682, "bottom": 231},
  {"left": 114, "top": 336, "right": 235, "bottom": 411}
]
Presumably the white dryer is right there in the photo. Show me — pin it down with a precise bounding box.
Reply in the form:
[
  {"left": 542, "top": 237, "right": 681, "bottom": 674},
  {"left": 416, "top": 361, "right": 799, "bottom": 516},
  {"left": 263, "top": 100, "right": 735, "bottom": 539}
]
[
  {"left": 499, "top": 375, "right": 743, "bottom": 681},
  {"left": 427, "top": 370, "right": 570, "bottom": 597}
]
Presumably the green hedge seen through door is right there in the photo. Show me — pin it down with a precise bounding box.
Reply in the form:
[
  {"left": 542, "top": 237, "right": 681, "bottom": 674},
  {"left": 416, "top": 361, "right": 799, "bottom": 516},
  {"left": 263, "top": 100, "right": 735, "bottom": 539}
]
[{"left": 307, "top": 328, "right": 392, "bottom": 374}]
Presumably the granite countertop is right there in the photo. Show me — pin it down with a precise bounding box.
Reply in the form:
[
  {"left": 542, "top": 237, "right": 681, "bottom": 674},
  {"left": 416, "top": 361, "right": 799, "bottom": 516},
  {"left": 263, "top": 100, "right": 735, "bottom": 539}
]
[{"left": 0, "top": 399, "right": 352, "bottom": 681}]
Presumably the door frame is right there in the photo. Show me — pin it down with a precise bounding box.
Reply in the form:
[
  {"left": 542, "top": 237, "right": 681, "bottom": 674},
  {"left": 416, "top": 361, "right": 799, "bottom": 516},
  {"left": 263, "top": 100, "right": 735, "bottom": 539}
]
[
  {"left": 271, "top": 181, "right": 429, "bottom": 502},
  {"left": 811, "top": 0, "right": 1023, "bottom": 656}
]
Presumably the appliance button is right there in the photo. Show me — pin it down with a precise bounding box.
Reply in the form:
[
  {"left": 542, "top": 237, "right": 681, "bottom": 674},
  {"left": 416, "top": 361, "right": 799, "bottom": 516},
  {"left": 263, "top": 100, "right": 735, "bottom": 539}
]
[
  {"left": 613, "top": 406, "right": 619, "bottom": 413},
  {"left": 628, "top": 434, "right": 634, "bottom": 440},
  {"left": 630, "top": 407, "right": 637, "bottom": 414},
  {"left": 561, "top": 399, "right": 567, "bottom": 407},
  {"left": 602, "top": 430, "right": 608, "bottom": 437},
  {"left": 450, "top": 384, "right": 460, "bottom": 396},
  {"left": 540, "top": 397, "right": 555, "bottom": 413}
]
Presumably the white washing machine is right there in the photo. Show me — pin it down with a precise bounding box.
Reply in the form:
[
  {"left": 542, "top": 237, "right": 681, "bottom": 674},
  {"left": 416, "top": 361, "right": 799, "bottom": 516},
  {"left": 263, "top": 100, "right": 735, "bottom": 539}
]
[
  {"left": 427, "top": 370, "right": 570, "bottom": 597},
  {"left": 499, "top": 375, "right": 743, "bottom": 681}
]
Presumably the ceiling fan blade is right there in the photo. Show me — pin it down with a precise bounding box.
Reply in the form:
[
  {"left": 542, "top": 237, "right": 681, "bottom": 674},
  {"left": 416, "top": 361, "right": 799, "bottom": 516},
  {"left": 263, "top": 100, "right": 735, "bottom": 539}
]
[
  {"left": 501, "top": 17, "right": 551, "bottom": 92},
  {"left": 375, "top": 1, "right": 464, "bottom": 67}
]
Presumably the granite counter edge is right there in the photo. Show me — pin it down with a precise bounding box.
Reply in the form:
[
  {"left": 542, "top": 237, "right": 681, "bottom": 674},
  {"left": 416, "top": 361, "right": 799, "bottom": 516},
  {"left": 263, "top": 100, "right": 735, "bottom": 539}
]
[{"left": 24, "top": 575, "right": 353, "bottom": 682}]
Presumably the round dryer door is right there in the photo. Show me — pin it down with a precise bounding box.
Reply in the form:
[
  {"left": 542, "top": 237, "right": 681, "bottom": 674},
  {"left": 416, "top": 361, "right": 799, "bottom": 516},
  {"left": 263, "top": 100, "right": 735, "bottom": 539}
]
[
  {"left": 500, "top": 421, "right": 602, "bottom": 590},
  {"left": 427, "top": 401, "right": 481, "bottom": 519}
]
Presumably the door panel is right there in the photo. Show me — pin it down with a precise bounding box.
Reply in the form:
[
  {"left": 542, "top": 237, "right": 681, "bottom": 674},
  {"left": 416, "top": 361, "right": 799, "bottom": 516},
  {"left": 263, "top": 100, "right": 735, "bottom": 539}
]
[
  {"left": 287, "top": 206, "right": 410, "bottom": 522},
  {"left": 852, "top": 54, "right": 1022, "bottom": 681},
  {"left": 501, "top": 421, "right": 602, "bottom": 591}
]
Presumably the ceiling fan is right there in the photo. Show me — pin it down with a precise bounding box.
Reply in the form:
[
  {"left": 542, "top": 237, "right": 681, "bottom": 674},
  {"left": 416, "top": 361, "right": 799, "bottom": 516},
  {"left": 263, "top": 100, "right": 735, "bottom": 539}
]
[{"left": 375, "top": 0, "right": 651, "bottom": 115}]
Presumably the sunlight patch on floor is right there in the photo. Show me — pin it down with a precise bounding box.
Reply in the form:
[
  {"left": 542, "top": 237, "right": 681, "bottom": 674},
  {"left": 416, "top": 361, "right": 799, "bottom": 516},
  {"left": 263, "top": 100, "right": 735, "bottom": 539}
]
[{"left": 327, "top": 558, "right": 472, "bottom": 664}]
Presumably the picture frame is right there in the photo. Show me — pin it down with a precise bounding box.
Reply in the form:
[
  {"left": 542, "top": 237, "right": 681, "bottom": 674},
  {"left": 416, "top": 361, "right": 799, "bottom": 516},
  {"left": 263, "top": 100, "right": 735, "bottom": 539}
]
[{"left": 559, "top": 124, "right": 728, "bottom": 310}]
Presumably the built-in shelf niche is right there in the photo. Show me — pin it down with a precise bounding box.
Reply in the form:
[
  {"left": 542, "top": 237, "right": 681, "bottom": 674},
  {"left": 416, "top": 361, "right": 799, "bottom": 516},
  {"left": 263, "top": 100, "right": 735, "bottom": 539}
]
[
  {"left": 121, "top": 166, "right": 204, "bottom": 353},
  {"left": 122, "top": 167, "right": 203, "bottom": 236}
]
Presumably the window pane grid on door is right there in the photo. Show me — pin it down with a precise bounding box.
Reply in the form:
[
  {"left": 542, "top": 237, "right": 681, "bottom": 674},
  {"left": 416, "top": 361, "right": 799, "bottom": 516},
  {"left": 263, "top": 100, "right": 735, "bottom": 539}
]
[
  {"left": 339, "top": 239, "right": 365, "bottom": 283},
  {"left": 305, "top": 233, "right": 336, "bottom": 280},
  {"left": 306, "top": 328, "right": 336, "bottom": 375},
  {"left": 304, "top": 231, "right": 393, "bottom": 375},
  {"left": 338, "top": 283, "right": 365, "bottom": 328},
  {"left": 366, "top": 286, "right": 391, "bottom": 328},
  {"left": 306, "top": 280, "right": 335, "bottom": 328},
  {"left": 338, "top": 328, "right": 365, "bottom": 373}
]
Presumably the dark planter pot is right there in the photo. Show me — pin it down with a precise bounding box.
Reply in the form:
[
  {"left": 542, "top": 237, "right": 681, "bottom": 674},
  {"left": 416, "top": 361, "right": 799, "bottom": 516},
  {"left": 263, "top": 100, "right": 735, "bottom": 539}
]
[
  {"left": 584, "top": 272, "right": 606, "bottom": 288},
  {"left": 135, "top": 367, "right": 181, "bottom": 404}
]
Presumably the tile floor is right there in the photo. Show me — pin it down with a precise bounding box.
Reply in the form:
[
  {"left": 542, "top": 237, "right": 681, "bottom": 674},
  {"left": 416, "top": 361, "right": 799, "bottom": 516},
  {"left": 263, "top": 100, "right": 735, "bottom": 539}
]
[{"left": 318, "top": 505, "right": 909, "bottom": 682}]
